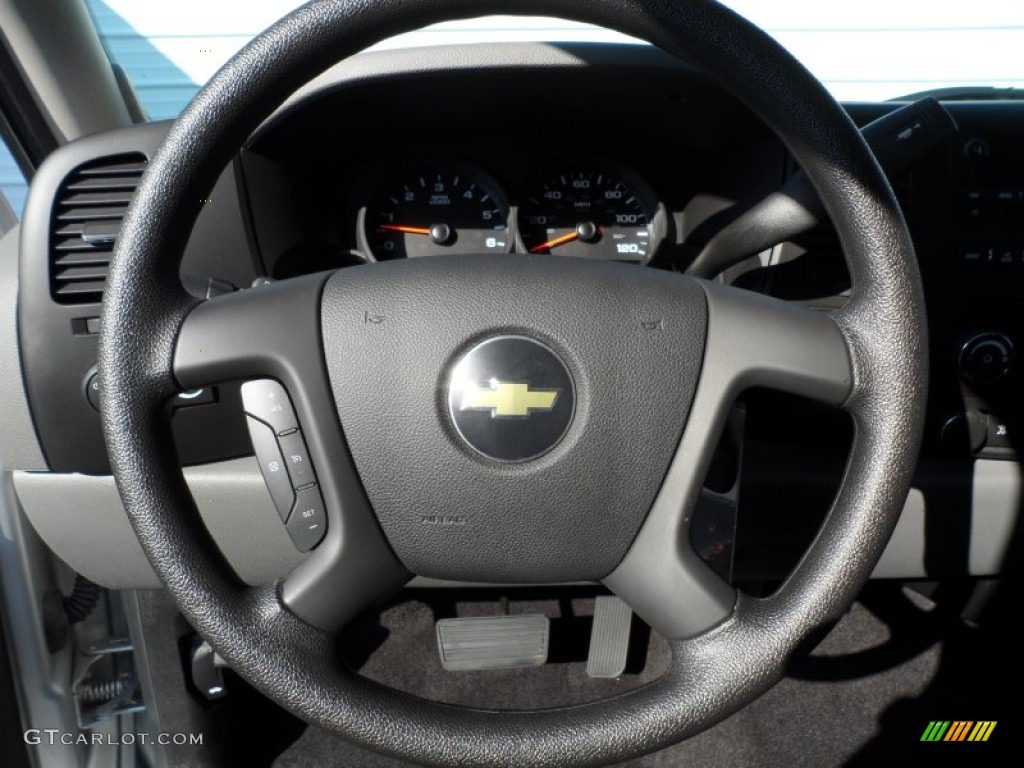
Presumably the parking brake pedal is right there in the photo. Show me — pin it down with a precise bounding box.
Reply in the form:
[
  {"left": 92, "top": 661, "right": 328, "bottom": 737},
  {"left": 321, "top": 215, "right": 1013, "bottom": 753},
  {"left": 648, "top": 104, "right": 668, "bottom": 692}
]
[
  {"left": 586, "top": 596, "right": 633, "bottom": 678},
  {"left": 436, "top": 615, "right": 549, "bottom": 671}
]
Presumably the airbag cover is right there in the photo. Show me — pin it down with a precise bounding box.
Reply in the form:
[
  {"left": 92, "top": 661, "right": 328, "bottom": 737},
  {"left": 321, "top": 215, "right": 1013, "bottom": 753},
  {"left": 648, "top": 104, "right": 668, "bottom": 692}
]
[{"left": 321, "top": 255, "right": 707, "bottom": 581}]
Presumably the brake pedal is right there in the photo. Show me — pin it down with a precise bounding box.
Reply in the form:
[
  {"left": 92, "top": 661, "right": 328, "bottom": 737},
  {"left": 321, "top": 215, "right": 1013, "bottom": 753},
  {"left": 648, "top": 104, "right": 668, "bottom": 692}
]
[
  {"left": 586, "top": 596, "right": 633, "bottom": 678},
  {"left": 435, "top": 614, "right": 549, "bottom": 671}
]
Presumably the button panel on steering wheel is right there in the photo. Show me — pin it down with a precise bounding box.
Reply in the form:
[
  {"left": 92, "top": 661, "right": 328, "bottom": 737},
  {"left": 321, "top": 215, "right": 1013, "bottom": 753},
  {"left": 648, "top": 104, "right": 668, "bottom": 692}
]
[{"left": 241, "top": 379, "right": 326, "bottom": 551}]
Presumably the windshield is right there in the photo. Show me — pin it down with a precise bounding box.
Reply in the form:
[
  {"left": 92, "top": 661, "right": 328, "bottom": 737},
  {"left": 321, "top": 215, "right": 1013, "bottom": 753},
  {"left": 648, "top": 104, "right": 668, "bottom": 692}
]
[{"left": 88, "top": 0, "right": 1024, "bottom": 120}]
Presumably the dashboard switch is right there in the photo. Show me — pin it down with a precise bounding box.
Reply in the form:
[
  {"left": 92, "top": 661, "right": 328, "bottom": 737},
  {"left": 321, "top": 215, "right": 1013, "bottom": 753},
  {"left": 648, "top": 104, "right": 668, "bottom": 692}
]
[
  {"left": 83, "top": 370, "right": 101, "bottom": 411},
  {"left": 959, "top": 332, "right": 1014, "bottom": 385},
  {"left": 173, "top": 387, "right": 215, "bottom": 407},
  {"left": 279, "top": 431, "right": 316, "bottom": 489},
  {"left": 241, "top": 379, "right": 298, "bottom": 435},
  {"left": 246, "top": 416, "right": 294, "bottom": 522},
  {"left": 286, "top": 486, "right": 327, "bottom": 552},
  {"left": 940, "top": 412, "right": 987, "bottom": 454}
]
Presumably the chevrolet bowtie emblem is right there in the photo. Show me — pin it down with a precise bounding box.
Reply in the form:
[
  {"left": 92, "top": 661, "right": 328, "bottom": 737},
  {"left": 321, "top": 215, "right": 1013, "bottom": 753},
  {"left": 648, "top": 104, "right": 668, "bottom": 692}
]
[
  {"left": 460, "top": 380, "right": 559, "bottom": 418},
  {"left": 448, "top": 336, "right": 574, "bottom": 461}
]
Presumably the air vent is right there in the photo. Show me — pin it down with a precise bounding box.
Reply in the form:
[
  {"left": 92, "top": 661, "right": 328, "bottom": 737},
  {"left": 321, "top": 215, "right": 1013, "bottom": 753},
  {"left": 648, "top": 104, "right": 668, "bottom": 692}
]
[{"left": 49, "top": 154, "right": 147, "bottom": 304}]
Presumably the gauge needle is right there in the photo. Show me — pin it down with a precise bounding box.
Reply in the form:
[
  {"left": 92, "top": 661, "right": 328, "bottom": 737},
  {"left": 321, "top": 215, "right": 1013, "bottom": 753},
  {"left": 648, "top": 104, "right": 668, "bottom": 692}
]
[
  {"left": 379, "top": 224, "right": 432, "bottom": 235},
  {"left": 529, "top": 231, "right": 578, "bottom": 253}
]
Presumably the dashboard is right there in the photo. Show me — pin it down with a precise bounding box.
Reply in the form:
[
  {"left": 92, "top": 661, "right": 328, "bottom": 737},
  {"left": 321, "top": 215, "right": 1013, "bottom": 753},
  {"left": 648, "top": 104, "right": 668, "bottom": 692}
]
[
  {"left": 356, "top": 159, "right": 666, "bottom": 263},
  {"left": 240, "top": 52, "right": 780, "bottom": 282},
  {"left": 9, "top": 43, "right": 1024, "bottom": 590}
]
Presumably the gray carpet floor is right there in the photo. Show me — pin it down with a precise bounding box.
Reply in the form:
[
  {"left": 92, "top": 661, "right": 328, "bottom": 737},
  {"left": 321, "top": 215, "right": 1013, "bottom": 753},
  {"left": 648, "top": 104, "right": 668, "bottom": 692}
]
[{"left": 269, "top": 584, "right": 1017, "bottom": 767}]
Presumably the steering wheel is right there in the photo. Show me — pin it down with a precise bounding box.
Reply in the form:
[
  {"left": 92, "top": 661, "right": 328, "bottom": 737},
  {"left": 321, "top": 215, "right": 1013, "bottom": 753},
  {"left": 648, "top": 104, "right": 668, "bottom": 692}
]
[{"left": 98, "top": 0, "right": 926, "bottom": 764}]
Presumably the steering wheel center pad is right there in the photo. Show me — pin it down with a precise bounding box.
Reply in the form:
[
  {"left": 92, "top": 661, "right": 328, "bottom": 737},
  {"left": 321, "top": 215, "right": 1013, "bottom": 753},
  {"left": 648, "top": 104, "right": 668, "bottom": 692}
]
[{"left": 323, "top": 254, "right": 707, "bottom": 582}]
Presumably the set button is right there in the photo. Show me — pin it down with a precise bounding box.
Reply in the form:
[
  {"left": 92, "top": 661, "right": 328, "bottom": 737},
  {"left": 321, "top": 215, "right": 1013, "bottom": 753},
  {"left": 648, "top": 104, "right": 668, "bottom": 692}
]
[{"left": 286, "top": 486, "right": 327, "bottom": 553}]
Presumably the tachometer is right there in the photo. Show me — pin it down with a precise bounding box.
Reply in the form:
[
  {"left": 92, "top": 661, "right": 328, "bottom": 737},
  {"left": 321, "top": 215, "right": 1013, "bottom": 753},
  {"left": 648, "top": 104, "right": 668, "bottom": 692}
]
[
  {"left": 363, "top": 162, "right": 512, "bottom": 260},
  {"left": 518, "top": 167, "right": 663, "bottom": 262}
]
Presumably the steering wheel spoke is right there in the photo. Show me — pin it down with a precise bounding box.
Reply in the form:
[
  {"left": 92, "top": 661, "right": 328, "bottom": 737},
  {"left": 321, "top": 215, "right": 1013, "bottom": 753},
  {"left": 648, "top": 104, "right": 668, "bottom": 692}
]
[
  {"left": 174, "top": 273, "right": 328, "bottom": 389},
  {"left": 697, "top": 280, "right": 854, "bottom": 407},
  {"left": 605, "top": 281, "right": 853, "bottom": 639},
  {"left": 174, "top": 274, "right": 410, "bottom": 631}
]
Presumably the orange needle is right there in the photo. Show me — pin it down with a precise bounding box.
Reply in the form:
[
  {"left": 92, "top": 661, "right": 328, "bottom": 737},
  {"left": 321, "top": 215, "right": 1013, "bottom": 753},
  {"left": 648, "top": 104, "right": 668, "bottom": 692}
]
[
  {"left": 529, "top": 231, "right": 579, "bottom": 253},
  {"left": 380, "top": 224, "right": 432, "bottom": 235}
]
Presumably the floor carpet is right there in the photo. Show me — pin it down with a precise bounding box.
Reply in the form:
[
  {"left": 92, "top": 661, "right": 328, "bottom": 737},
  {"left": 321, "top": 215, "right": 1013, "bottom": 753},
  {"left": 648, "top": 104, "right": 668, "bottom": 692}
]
[{"left": 268, "top": 583, "right": 1017, "bottom": 767}]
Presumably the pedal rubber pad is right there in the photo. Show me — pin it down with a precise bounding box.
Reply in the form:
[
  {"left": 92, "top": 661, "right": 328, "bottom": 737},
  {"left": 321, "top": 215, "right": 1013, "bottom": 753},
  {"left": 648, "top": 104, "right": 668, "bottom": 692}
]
[
  {"left": 436, "top": 614, "right": 549, "bottom": 671},
  {"left": 586, "top": 596, "right": 633, "bottom": 678}
]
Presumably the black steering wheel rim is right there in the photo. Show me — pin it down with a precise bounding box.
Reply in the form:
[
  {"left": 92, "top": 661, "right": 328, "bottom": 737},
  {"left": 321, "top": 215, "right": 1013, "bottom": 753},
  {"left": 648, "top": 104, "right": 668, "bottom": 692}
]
[{"left": 98, "top": 1, "right": 927, "bottom": 765}]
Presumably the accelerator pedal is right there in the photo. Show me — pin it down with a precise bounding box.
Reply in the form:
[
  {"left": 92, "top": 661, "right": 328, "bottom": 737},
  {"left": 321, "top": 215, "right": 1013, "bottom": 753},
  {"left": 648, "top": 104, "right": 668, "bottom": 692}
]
[
  {"left": 435, "top": 614, "right": 549, "bottom": 671},
  {"left": 586, "top": 596, "right": 633, "bottom": 678}
]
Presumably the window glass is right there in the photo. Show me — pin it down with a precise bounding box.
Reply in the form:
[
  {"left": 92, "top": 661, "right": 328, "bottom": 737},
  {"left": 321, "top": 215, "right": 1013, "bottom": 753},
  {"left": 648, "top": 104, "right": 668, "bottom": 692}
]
[
  {"left": 0, "top": 139, "right": 26, "bottom": 233},
  {"left": 87, "top": 0, "right": 1024, "bottom": 118}
]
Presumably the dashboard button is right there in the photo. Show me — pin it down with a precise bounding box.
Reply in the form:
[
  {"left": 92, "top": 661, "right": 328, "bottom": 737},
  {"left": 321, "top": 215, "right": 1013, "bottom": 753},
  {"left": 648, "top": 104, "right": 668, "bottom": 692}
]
[
  {"left": 246, "top": 416, "right": 294, "bottom": 522},
  {"left": 960, "top": 249, "right": 988, "bottom": 268},
  {"left": 994, "top": 189, "right": 1020, "bottom": 204},
  {"left": 963, "top": 138, "right": 991, "bottom": 159},
  {"left": 240, "top": 379, "right": 298, "bottom": 435},
  {"left": 83, "top": 370, "right": 101, "bottom": 411},
  {"left": 279, "top": 430, "right": 316, "bottom": 489},
  {"left": 287, "top": 486, "right": 327, "bottom": 551}
]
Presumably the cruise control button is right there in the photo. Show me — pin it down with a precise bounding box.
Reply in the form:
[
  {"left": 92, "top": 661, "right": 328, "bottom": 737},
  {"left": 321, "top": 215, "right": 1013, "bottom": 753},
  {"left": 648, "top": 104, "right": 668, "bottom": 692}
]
[
  {"left": 240, "top": 379, "right": 298, "bottom": 435},
  {"left": 279, "top": 431, "right": 316, "bottom": 489},
  {"left": 246, "top": 416, "right": 294, "bottom": 522},
  {"left": 287, "top": 486, "right": 327, "bottom": 552}
]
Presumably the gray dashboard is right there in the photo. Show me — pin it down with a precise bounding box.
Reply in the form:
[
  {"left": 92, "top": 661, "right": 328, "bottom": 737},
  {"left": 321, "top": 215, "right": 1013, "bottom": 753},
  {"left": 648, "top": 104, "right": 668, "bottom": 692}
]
[{"left": 6, "top": 42, "right": 1023, "bottom": 590}]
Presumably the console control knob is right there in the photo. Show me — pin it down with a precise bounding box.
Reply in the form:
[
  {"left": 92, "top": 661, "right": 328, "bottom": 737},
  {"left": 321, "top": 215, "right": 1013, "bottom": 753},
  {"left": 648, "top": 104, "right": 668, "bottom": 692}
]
[{"left": 960, "top": 333, "right": 1014, "bottom": 384}]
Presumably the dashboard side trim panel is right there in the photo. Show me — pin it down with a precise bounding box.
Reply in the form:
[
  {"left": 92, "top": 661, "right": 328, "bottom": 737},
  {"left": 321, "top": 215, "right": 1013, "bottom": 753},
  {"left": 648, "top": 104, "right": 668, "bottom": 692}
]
[
  {"left": 14, "top": 457, "right": 303, "bottom": 589},
  {"left": 14, "top": 458, "right": 1017, "bottom": 589}
]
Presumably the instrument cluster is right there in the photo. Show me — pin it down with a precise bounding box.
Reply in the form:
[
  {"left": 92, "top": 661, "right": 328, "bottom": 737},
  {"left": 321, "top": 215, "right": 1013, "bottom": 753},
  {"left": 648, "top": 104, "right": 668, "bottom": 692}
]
[{"left": 355, "top": 158, "right": 669, "bottom": 264}]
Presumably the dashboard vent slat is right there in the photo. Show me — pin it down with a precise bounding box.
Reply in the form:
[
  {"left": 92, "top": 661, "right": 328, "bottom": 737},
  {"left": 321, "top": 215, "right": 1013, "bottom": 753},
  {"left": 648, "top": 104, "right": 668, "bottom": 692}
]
[
  {"left": 76, "top": 159, "right": 147, "bottom": 176},
  {"left": 56, "top": 204, "right": 130, "bottom": 223},
  {"left": 54, "top": 251, "right": 115, "bottom": 266},
  {"left": 60, "top": 190, "right": 137, "bottom": 207},
  {"left": 55, "top": 279, "right": 109, "bottom": 298},
  {"left": 54, "top": 241, "right": 107, "bottom": 254},
  {"left": 49, "top": 154, "right": 146, "bottom": 304},
  {"left": 66, "top": 175, "right": 147, "bottom": 192},
  {"left": 53, "top": 264, "right": 110, "bottom": 282}
]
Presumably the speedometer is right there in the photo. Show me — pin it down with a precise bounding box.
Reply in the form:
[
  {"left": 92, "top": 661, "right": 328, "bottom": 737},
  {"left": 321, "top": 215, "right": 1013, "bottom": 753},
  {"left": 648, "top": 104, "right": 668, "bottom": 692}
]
[
  {"left": 518, "top": 167, "right": 663, "bottom": 262},
  {"left": 362, "top": 162, "right": 512, "bottom": 260}
]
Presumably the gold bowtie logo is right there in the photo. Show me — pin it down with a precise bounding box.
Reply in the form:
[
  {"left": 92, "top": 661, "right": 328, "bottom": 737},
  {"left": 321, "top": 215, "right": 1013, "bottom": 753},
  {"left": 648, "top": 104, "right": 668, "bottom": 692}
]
[{"left": 460, "top": 381, "right": 559, "bottom": 418}]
